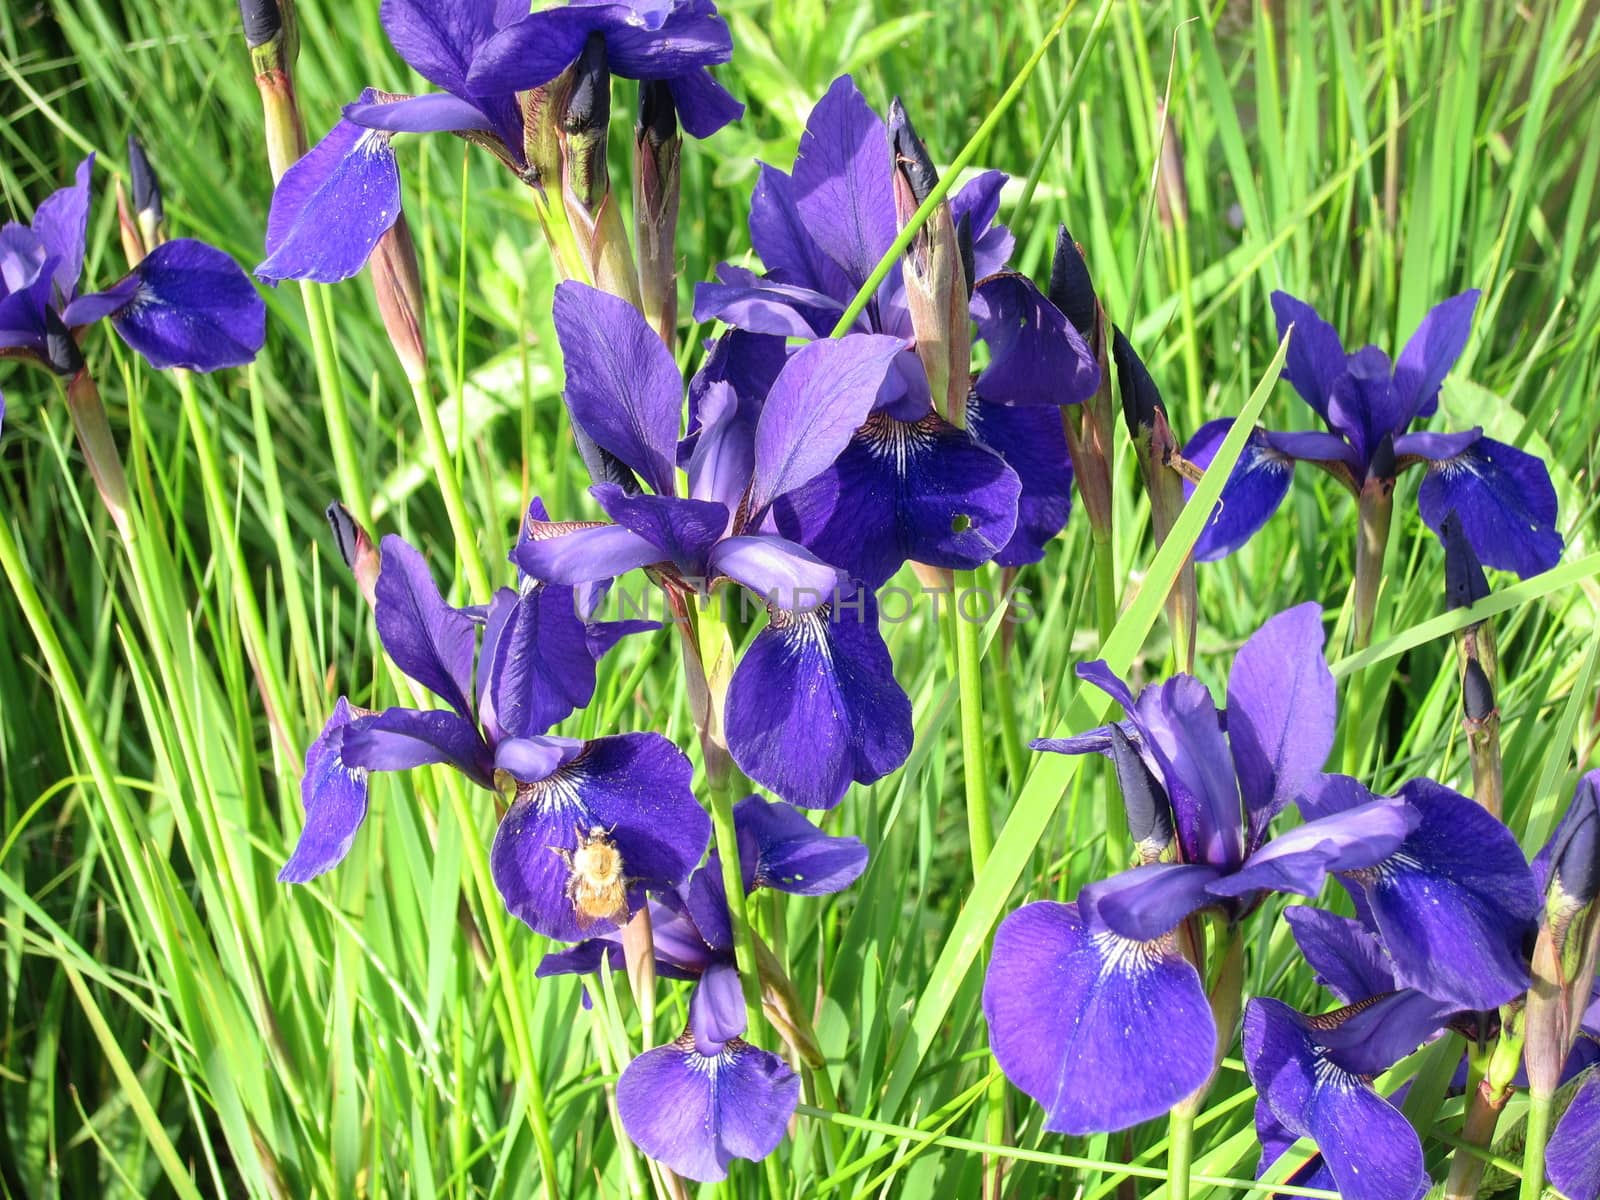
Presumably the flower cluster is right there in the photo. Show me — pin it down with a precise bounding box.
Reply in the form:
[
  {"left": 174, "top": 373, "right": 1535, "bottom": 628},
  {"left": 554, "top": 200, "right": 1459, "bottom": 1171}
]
[{"left": 221, "top": 3, "right": 1593, "bottom": 1195}]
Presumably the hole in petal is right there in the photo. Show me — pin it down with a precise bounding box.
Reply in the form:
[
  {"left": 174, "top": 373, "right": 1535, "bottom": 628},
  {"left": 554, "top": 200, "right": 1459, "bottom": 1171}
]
[{"left": 951, "top": 513, "right": 972, "bottom": 533}]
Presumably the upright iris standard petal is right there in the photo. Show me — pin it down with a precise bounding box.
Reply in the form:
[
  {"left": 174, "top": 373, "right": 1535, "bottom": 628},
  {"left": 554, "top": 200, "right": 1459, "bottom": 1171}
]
[
  {"left": 374, "top": 535, "right": 478, "bottom": 716},
  {"left": 279, "top": 699, "right": 370, "bottom": 883},
  {"left": 1393, "top": 289, "right": 1480, "bottom": 421},
  {"left": 482, "top": 583, "right": 600, "bottom": 739},
  {"left": 949, "top": 170, "right": 1013, "bottom": 280},
  {"left": 964, "top": 392, "right": 1073, "bottom": 567},
  {"left": 1282, "top": 907, "right": 1398, "bottom": 1004},
  {"left": 490, "top": 732, "right": 708, "bottom": 942},
  {"left": 770, "top": 410, "right": 1021, "bottom": 588},
  {"left": 1269, "top": 291, "right": 1347, "bottom": 421},
  {"left": 1415, "top": 435, "right": 1563, "bottom": 577},
  {"left": 733, "top": 795, "right": 868, "bottom": 895},
  {"left": 1225, "top": 602, "right": 1336, "bottom": 845},
  {"left": 983, "top": 900, "right": 1214, "bottom": 1134},
  {"left": 30, "top": 154, "right": 93, "bottom": 301},
  {"left": 1326, "top": 346, "right": 1406, "bottom": 466},
  {"left": 1548, "top": 1069, "right": 1600, "bottom": 1200},
  {"left": 74, "top": 239, "right": 266, "bottom": 371},
  {"left": 788, "top": 75, "right": 897, "bottom": 288},
  {"left": 257, "top": 100, "right": 401, "bottom": 283},
  {"left": 1181, "top": 419, "right": 1294, "bottom": 562},
  {"left": 617, "top": 1034, "right": 800, "bottom": 1183},
  {"left": 725, "top": 593, "right": 911, "bottom": 809},
  {"left": 745, "top": 162, "right": 854, "bottom": 301},
  {"left": 969, "top": 272, "right": 1099, "bottom": 407},
  {"left": 553, "top": 282, "right": 685, "bottom": 495},
  {"left": 380, "top": 0, "right": 499, "bottom": 99},
  {"left": 747, "top": 333, "right": 905, "bottom": 516},
  {"left": 1320, "top": 777, "right": 1539, "bottom": 1010},
  {"left": 1133, "top": 675, "right": 1246, "bottom": 870},
  {"left": 1243, "top": 998, "right": 1429, "bottom": 1200}
]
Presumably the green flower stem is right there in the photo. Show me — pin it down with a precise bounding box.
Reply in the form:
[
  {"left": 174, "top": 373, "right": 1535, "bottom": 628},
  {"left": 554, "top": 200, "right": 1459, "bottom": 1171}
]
[
  {"left": 1165, "top": 1105, "right": 1196, "bottom": 1200},
  {"left": 1092, "top": 532, "right": 1119, "bottom": 648},
  {"left": 951, "top": 570, "right": 994, "bottom": 873},
  {"left": 1444, "top": 1077, "right": 1507, "bottom": 1200},
  {"left": 406, "top": 371, "right": 492, "bottom": 600},
  {"left": 1518, "top": 1090, "right": 1553, "bottom": 1200},
  {"left": 691, "top": 595, "right": 764, "bottom": 1033}
]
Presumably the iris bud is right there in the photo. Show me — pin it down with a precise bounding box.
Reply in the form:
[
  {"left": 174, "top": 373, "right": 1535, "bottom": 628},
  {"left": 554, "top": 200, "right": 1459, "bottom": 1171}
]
[
  {"left": 634, "top": 80, "right": 682, "bottom": 343},
  {"left": 888, "top": 98, "right": 969, "bottom": 423},
  {"left": 1112, "top": 327, "right": 1197, "bottom": 668},
  {"left": 369, "top": 213, "right": 427, "bottom": 382},
  {"left": 325, "top": 501, "right": 380, "bottom": 609},
  {"left": 44, "top": 309, "right": 84, "bottom": 378},
  {"left": 1049, "top": 228, "right": 1114, "bottom": 545},
  {"left": 1108, "top": 725, "right": 1174, "bottom": 861},
  {"left": 1442, "top": 510, "right": 1491, "bottom": 611}
]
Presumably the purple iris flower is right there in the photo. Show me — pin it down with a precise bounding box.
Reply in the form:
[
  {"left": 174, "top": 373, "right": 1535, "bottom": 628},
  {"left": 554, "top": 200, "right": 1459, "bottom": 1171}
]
[
  {"left": 514, "top": 280, "right": 914, "bottom": 810},
  {"left": 258, "top": 0, "right": 738, "bottom": 285},
  {"left": 280, "top": 530, "right": 710, "bottom": 943},
  {"left": 984, "top": 604, "right": 1539, "bottom": 1133},
  {"left": 692, "top": 76, "right": 1101, "bottom": 583},
  {"left": 1, "top": 155, "right": 264, "bottom": 378},
  {"left": 1244, "top": 909, "right": 1456, "bottom": 1200},
  {"left": 468, "top": 0, "right": 741, "bottom": 137},
  {"left": 541, "top": 796, "right": 865, "bottom": 1180},
  {"left": 1242, "top": 775, "right": 1578, "bottom": 1200},
  {"left": 1183, "top": 290, "right": 1562, "bottom": 577}
]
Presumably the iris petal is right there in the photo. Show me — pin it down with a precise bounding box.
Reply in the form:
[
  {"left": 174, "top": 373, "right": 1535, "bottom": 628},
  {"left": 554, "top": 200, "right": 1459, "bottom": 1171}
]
[
  {"left": 983, "top": 900, "right": 1214, "bottom": 1134},
  {"left": 1181, "top": 419, "right": 1294, "bottom": 562},
  {"left": 279, "top": 699, "right": 370, "bottom": 883},
  {"left": 1416, "top": 435, "right": 1563, "bottom": 578},
  {"left": 733, "top": 795, "right": 868, "bottom": 895},
  {"left": 617, "top": 1034, "right": 800, "bottom": 1182}
]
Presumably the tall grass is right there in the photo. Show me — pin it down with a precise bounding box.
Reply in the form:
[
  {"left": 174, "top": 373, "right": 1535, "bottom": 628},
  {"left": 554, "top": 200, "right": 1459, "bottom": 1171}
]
[{"left": 2, "top": 0, "right": 1597, "bottom": 1195}]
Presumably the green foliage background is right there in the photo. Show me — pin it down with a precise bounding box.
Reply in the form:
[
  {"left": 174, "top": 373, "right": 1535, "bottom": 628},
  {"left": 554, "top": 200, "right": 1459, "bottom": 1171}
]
[{"left": 1, "top": 0, "right": 1597, "bottom": 1195}]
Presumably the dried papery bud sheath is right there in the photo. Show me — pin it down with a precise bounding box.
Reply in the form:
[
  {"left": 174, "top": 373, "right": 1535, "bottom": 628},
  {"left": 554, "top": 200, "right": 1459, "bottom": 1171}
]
[
  {"left": 1112, "top": 327, "right": 1197, "bottom": 668},
  {"left": 1050, "top": 227, "right": 1114, "bottom": 542},
  {"left": 368, "top": 213, "right": 427, "bottom": 382},
  {"left": 114, "top": 180, "right": 146, "bottom": 268},
  {"left": 557, "top": 33, "right": 642, "bottom": 307},
  {"left": 889, "top": 98, "right": 969, "bottom": 423},
  {"left": 325, "top": 501, "right": 380, "bottom": 609},
  {"left": 634, "top": 80, "right": 682, "bottom": 344},
  {"left": 1108, "top": 725, "right": 1174, "bottom": 862},
  {"left": 239, "top": 0, "right": 306, "bottom": 183}
]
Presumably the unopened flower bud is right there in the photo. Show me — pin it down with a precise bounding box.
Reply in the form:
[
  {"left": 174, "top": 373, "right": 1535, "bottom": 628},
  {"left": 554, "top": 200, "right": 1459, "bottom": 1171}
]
[
  {"left": 1525, "top": 773, "right": 1600, "bottom": 1098},
  {"left": 556, "top": 34, "right": 640, "bottom": 308},
  {"left": 1112, "top": 326, "right": 1196, "bottom": 667},
  {"left": 888, "top": 97, "right": 968, "bottom": 422},
  {"left": 635, "top": 80, "right": 682, "bottom": 342},
  {"left": 1050, "top": 228, "right": 1114, "bottom": 545},
  {"left": 1462, "top": 657, "right": 1496, "bottom": 722},
  {"left": 1108, "top": 725, "right": 1174, "bottom": 860},
  {"left": 127, "top": 135, "right": 164, "bottom": 232},
  {"left": 239, "top": 0, "right": 283, "bottom": 48},
  {"left": 325, "top": 501, "right": 380, "bottom": 609},
  {"left": 369, "top": 213, "right": 427, "bottom": 381},
  {"left": 1048, "top": 226, "right": 1097, "bottom": 338}
]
